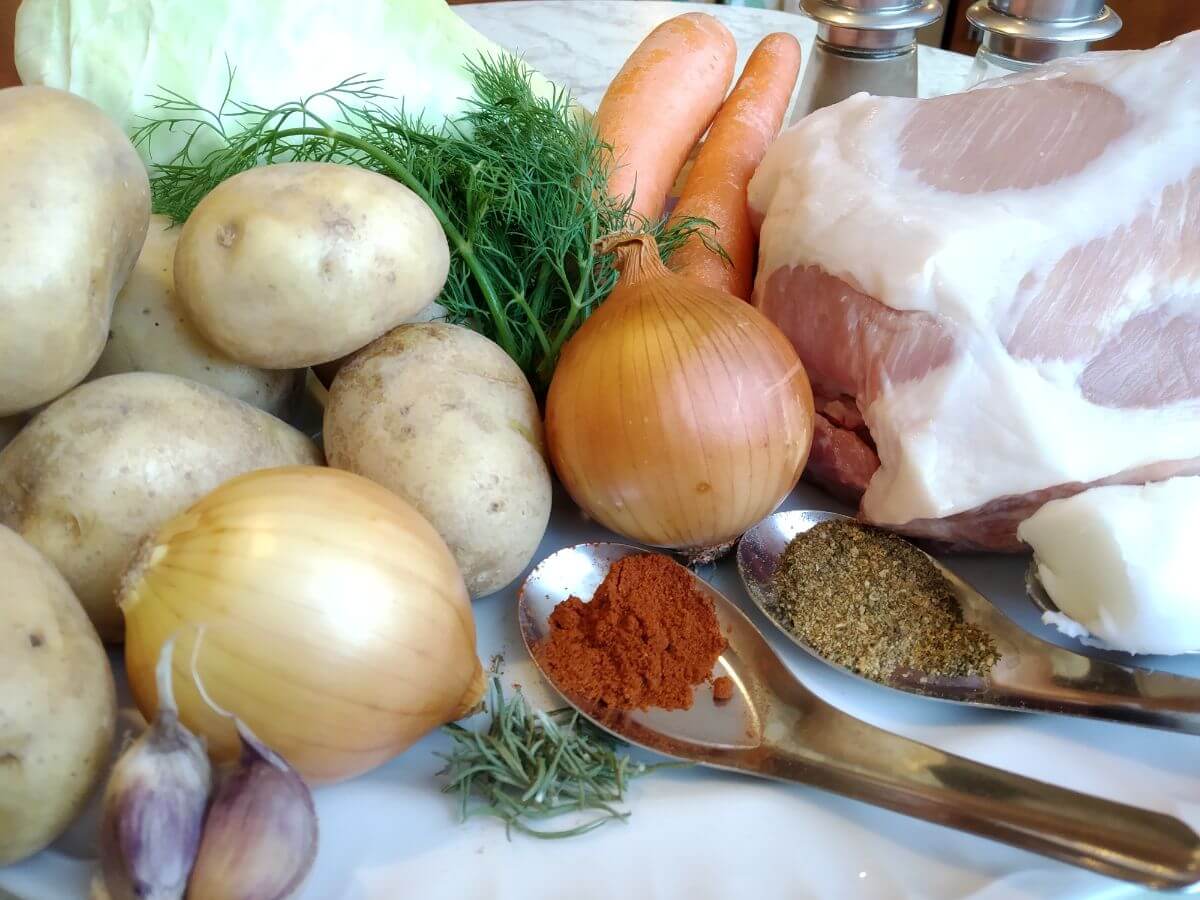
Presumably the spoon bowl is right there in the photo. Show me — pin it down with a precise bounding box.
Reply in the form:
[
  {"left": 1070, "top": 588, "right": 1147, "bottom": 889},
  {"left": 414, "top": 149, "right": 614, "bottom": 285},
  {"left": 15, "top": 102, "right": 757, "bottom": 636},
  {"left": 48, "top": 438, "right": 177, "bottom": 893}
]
[
  {"left": 518, "top": 541, "right": 1200, "bottom": 890},
  {"left": 518, "top": 541, "right": 764, "bottom": 753},
  {"left": 738, "top": 510, "right": 1200, "bottom": 733}
]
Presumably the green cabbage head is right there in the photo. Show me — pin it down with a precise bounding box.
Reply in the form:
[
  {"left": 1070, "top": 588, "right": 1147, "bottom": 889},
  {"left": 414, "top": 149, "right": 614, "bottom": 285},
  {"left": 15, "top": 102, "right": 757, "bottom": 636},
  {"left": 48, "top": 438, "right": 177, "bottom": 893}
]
[{"left": 14, "top": 0, "right": 556, "bottom": 163}]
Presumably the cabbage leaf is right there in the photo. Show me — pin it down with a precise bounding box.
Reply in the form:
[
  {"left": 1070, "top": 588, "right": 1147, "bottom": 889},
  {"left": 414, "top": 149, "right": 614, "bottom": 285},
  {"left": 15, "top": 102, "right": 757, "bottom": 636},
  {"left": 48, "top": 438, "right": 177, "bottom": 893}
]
[{"left": 14, "top": 0, "right": 556, "bottom": 163}]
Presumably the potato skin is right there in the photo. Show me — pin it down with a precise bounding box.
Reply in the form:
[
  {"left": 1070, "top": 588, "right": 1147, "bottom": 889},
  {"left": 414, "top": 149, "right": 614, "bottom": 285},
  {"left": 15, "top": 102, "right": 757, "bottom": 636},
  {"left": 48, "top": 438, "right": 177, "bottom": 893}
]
[
  {"left": 325, "top": 324, "right": 551, "bottom": 598},
  {"left": 0, "top": 525, "right": 116, "bottom": 864},
  {"left": 174, "top": 162, "right": 450, "bottom": 369},
  {"left": 90, "top": 214, "right": 300, "bottom": 415},
  {"left": 0, "top": 86, "right": 150, "bottom": 416},
  {"left": 312, "top": 300, "right": 448, "bottom": 389},
  {"left": 0, "top": 373, "right": 322, "bottom": 640}
]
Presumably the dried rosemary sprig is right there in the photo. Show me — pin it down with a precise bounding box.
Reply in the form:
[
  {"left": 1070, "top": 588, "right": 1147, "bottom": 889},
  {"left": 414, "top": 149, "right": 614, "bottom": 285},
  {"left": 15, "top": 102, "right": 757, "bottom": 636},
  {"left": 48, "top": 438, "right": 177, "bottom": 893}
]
[{"left": 439, "top": 677, "right": 673, "bottom": 839}]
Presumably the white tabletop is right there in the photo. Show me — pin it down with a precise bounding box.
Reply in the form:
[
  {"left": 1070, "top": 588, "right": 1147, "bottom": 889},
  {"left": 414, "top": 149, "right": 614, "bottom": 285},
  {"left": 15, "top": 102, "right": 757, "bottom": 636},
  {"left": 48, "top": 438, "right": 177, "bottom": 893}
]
[{"left": 3, "top": 5, "right": 1193, "bottom": 900}]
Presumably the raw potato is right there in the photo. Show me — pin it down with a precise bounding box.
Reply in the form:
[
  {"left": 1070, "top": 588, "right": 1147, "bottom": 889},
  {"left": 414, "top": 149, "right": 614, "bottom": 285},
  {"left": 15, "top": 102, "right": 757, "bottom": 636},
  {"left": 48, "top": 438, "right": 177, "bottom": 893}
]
[
  {"left": 0, "top": 415, "right": 23, "bottom": 452},
  {"left": 90, "top": 214, "right": 300, "bottom": 415},
  {"left": 0, "top": 373, "right": 322, "bottom": 641},
  {"left": 0, "top": 525, "right": 116, "bottom": 864},
  {"left": 325, "top": 323, "right": 551, "bottom": 598},
  {"left": 174, "top": 162, "right": 450, "bottom": 369},
  {"left": 312, "top": 300, "right": 448, "bottom": 388},
  {"left": 0, "top": 86, "right": 150, "bottom": 416}
]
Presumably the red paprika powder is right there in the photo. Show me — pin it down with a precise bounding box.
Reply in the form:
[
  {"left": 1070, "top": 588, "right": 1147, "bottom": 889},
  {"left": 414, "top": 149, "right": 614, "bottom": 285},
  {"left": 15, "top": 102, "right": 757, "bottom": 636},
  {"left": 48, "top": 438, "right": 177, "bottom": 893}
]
[{"left": 534, "top": 553, "right": 727, "bottom": 711}]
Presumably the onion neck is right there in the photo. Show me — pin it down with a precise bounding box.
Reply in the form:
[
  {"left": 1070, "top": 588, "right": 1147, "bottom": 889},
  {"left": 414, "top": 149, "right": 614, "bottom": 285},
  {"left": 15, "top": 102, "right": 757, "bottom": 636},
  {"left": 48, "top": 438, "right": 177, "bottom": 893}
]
[{"left": 596, "top": 232, "right": 670, "bottom": 285}]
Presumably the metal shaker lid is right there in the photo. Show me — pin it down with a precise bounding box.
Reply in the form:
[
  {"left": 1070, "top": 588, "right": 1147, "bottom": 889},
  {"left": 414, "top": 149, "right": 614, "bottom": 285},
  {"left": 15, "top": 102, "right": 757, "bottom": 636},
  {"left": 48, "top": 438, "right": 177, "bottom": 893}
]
[
  {"left": 966, "top": 0, "right": 1122, "bottom": 64},
  {"left": 802, "top": 0, "right": 945, "bottom": 52}
]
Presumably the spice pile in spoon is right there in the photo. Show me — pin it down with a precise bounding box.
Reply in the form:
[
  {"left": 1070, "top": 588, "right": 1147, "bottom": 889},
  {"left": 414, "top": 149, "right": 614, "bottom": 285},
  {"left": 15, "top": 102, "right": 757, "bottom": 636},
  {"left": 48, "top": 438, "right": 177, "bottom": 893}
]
[
  {"left": 534, "top": 554, "right": 727, "bottom": 711},
  {"left": 770, "top": 520, "right": 999, "bottom": 682}
]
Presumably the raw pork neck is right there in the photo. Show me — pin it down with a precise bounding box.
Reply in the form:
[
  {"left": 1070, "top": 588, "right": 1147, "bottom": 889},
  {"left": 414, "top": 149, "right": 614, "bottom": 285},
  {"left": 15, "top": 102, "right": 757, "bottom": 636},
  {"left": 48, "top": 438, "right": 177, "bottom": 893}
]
[{"left": 749, "top": 31, "right": 1200, "bottom": 551}]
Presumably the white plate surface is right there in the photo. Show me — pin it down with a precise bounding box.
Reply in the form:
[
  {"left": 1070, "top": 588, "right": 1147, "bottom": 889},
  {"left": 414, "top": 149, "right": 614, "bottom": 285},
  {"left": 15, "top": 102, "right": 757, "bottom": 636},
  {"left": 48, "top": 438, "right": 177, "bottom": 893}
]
[{"left": 6, "top": 484, "right": 1199, "bottom": 900}]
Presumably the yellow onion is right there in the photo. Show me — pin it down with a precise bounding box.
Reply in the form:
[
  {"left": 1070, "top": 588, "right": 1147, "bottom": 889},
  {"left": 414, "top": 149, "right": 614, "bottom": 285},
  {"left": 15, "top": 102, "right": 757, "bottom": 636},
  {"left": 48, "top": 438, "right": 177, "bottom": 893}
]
[
  {"left": 546, "top": 233, "right": 814, "bottom": 557},
  {"left": 119, "top": 466, "right": 484, "bottom": 785}
]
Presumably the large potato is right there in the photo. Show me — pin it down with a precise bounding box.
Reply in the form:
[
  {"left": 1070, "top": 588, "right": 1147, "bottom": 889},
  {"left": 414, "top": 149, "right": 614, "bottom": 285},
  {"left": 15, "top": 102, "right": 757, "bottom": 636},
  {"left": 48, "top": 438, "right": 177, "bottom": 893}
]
[
  {"left": 0, "top": 415, "right": 22, "bottom": 452},
  {"left": 312, "top": 300, "right": 448, "bottom": 389},
  {"left": 325, "top": 323, "right": 551, "bottom": 598},
  {"left": 0, "top": 86, "right": 150, "bottom": 416},
  {"left": 90, "top": 214, "right": 301, "bottom": 415},
  {"left": 0, "top": 373, "right": 322, "bottom": 640},
  {"left": 0, "top": 524, "right": 116, "bottom": 864},
  {"left": 174, "top": 162, "right": 449, "bottom": 369}
]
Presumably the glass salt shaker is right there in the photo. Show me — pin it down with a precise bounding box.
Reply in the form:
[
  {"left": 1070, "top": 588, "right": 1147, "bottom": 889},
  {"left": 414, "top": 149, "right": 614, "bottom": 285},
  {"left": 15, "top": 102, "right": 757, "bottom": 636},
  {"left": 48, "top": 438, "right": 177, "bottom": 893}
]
[
  {"left": 790, "top": 0, "right": 945, "bottom": 123},
  {"left": 963, "top": 0, "right": 1122, "bottom": 87}
]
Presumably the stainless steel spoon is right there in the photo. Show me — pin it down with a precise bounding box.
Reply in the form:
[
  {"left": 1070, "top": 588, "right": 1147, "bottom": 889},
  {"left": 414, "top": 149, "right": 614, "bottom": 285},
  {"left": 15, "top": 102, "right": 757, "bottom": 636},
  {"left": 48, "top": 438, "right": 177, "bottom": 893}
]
[
  {"left": 518, "top": 542, "right": 1200, "bottom": 891},
  {"left": 739, "top": 510, "right": 1200, "bottom": 734},
  {"left": 1025, "top": 563, "right": 1200, "bottom": 656}
]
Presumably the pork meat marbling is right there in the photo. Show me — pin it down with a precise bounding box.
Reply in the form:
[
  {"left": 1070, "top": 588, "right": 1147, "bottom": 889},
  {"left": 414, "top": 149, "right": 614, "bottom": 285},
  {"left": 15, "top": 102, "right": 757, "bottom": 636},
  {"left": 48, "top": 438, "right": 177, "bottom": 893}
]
[{"left": 749, "top": 31, "right": 1200, "bottom": 550}]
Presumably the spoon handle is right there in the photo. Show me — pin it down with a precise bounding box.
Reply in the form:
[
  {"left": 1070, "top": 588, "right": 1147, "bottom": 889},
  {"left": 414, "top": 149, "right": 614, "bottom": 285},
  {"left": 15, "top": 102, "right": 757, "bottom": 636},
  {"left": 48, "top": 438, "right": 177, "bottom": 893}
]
[
  {"left": 740, "top": 702, "right": 1200, "bottom": 889},
  {"left": 984, "top": 644, "right": 1200, "bottom": 735},
  {"left": 958, "top": 564, "right": 1200, "bottom": 733}
]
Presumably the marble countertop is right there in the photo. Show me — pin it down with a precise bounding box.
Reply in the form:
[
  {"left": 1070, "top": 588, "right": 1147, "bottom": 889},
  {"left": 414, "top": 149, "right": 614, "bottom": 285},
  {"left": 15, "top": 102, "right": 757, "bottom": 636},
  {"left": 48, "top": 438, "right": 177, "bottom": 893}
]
[{"left": 458, "top": 0, "right": 976, "bottom": 114}]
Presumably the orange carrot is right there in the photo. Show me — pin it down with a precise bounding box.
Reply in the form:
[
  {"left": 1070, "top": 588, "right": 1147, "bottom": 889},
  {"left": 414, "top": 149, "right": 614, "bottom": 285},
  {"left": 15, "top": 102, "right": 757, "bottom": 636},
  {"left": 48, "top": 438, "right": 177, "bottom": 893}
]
[
  {"left": 667, "top": 32, "right": 802, "bottom": 301},
  {"left": 0, "top": 0, "right": 18, "bottom": 88},
  {"left": 593, "top": 13, "right": 737, "bottom": 222}
]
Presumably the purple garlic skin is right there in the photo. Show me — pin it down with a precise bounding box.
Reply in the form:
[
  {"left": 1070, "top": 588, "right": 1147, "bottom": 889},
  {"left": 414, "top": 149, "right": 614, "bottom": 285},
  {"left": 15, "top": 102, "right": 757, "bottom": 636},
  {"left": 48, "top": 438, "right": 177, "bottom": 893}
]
[
  {"left": 98, "top": 710, "right": 212, "bottom": 900},
  {"left": 186, "top": 727, "right": 318, "bottom": 900}
]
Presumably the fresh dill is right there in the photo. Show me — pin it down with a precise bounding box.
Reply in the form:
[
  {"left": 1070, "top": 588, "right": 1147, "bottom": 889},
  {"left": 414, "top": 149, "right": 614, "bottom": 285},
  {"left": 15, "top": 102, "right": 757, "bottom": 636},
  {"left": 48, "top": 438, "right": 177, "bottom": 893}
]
[
  {"left": 131, "top": 56, "right": 719, "bottom": 389},
  {"left": 438, "top": 677, "right": 674, "bottom": 839}
]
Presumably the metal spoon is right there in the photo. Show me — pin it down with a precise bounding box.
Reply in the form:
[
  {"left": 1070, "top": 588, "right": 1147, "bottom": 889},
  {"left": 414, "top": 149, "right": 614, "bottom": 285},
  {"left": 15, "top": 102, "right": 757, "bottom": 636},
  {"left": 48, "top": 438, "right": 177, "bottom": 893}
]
[
  {"left": 739, "top": 510, "right": 1200, "bottom": 734},
  {"left": 518, "top": 542, "right": 1200, "bottom": 890},
  {"left": 1025, "top": 563, "right": 1200, "bottom": 656}
]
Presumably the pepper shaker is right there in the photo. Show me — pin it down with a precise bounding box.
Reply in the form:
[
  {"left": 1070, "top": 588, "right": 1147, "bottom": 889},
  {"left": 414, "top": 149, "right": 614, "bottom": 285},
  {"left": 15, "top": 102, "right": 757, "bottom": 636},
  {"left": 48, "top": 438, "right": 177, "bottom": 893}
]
[
  {"left": 964, "top": 0, "right": 1122, "bottom": 85},
  {"left": 790, "top": 0, "right": 945, "bottom": 123}
]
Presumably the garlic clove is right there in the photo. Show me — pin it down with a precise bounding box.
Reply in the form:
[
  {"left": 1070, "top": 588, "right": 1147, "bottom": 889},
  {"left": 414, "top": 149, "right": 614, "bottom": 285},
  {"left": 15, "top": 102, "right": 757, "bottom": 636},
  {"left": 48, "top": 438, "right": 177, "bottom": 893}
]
[
  {"left": 98, "top": 638, "right": 212, "bottom": 900},
  {"left": 186, "top": 722, "right": 318, "bottom": 900}
]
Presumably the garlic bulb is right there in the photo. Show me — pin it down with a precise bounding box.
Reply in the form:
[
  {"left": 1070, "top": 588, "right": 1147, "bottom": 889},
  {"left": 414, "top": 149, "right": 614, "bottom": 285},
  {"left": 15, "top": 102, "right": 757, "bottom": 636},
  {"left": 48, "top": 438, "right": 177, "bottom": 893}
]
[
  {"left": 98, "top": 638, "right": 211, "bottom": 900},
  {"left": 546, "top": 233, "right": 814, "bottom": 555},
  {"left": 119, "top": 466, "right": 486, "bottom": 784},
  {"left": 187, "top": 721, "right": 318, "bottom": 900}
]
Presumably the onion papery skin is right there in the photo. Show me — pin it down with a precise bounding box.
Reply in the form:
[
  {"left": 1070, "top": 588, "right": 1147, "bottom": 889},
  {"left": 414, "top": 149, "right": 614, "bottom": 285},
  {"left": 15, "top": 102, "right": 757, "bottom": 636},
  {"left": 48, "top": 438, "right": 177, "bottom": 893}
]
[
  {"left": 545, "top": 235, "right": 815, "bottom": 551},
  {"left": 120, "top": 466, "right": 485, "bottom": 785}
]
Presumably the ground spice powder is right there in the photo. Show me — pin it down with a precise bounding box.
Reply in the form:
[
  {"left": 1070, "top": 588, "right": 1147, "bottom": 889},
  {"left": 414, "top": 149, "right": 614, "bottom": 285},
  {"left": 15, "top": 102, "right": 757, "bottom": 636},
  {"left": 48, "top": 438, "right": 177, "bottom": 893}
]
[
  {"left": 534, "top": 553, "right": 727, "bottom": 711},
  {"left": 711, "top": 675, "right": 734, "bottom": 703},
  {"left": 770, "top": 521, "right": 999, "bottom": 682}
]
